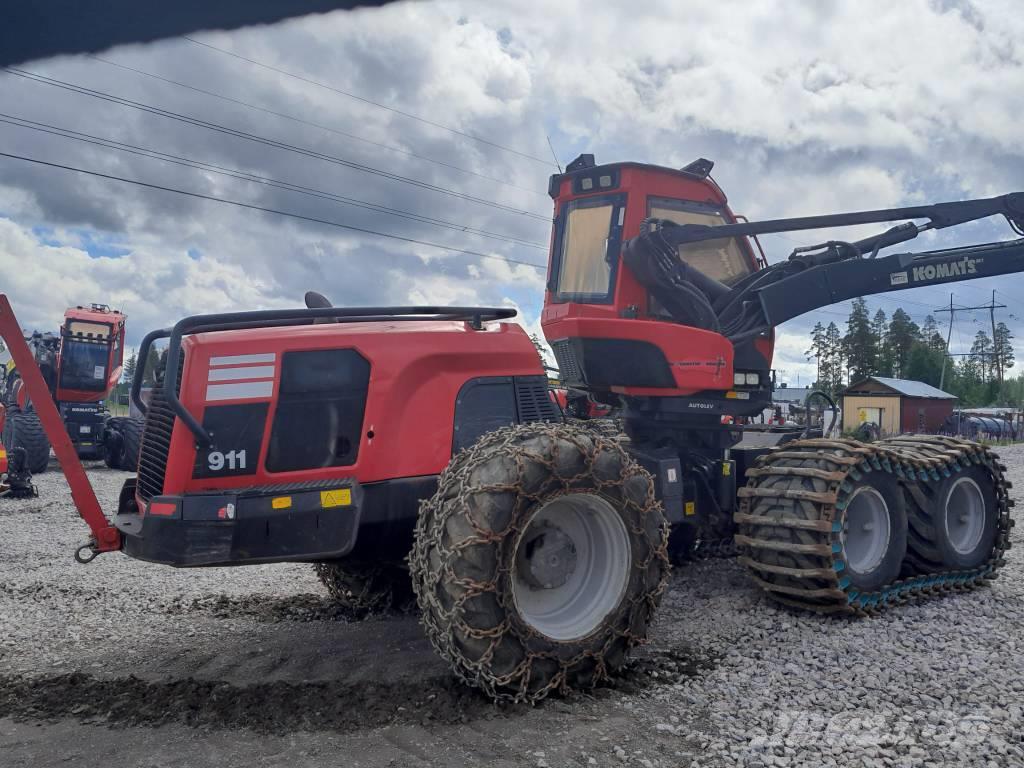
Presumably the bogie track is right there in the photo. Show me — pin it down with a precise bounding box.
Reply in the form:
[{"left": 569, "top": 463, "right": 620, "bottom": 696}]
[{"left": 735, "top": 436, "right": 1013, "bottom": 615}]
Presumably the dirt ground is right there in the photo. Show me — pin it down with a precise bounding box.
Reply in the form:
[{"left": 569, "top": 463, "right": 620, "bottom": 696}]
[{"left": 1, "top": 451, "right": 1022, "bottom": 767}]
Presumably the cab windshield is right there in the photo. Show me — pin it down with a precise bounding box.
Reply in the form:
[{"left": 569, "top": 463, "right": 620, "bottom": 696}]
[
  {"left": 60, "top": 320, "right": 112, "bottom": 392},
  {"left": 647, "top": 197, "right": 752, "bottom": 285}
]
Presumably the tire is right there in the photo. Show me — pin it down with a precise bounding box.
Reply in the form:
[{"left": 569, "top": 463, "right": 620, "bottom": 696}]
[
  {"left": 314, "top": 560, "right": 415, "bottom": 617},
  {"left": 838, "top": 474, "right": 908, "bottom": 591},
  {"left": 410, "top": 422, "right": 669, "bottom": 703},
  {"left": 924, "top": 465, "right": 998, "bottom": 570},
  {"left": 104, "top": 416, "right": 144, "bottom": 470},
  {"left": 2, "top": 408, "right": 50, "bottom": 475}
]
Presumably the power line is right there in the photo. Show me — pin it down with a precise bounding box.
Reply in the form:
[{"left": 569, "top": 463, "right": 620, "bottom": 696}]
[
  {"left": 86, "top": 54, "right": 546, "bottom": 197},
  {"left": 181, "top": 35, "right": 557, "bottom": 168},
  {"left": 3, "top": 67, "right": 551, "bottom": 222},
  {"left": 0, "top": 113, "right": 548, "bottom": 251},
  {"left": 0, "top": 151, "right": 547, "bottom": 272}
]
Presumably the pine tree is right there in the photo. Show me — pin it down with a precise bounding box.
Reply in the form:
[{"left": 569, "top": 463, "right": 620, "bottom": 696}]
[
  {"left": 122, "top": 348, "right": 138, "bottom": 383},
  {"left": 823, "top": 322, "right": 845, "bottom": 394},
  {"left": 871, "top": 308, "right": 891, "bottom": 376},
  {"left": 887, "top": 309, "right": 920, "bottom": 378},
  {"left": 994, "top": 322, "right": 1015, "bottom": 378},
  {"left": 970, "top": 330, "right": 994, "bottom": 382},
  {"left": 843, "top": 298, "right": 875, "bottom": 381},
  {"left": 805, "top": 322, "right": 826, "bottom": 386}
]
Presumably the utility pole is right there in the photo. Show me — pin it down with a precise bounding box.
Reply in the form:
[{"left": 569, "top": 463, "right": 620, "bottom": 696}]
[
  {"left": 934, "top": 292, "right": 1007, "bottom": 391},
  {"left": 938, "top": 293, "right": 954, "bottom": 392},
  {"left": 990, "top": 289, "right": 1003, "bottom": 387}
]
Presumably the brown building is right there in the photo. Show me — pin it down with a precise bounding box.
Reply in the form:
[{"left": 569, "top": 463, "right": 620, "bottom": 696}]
[{"left": 841, "top": 376, "right": 956, "bottom": 436}]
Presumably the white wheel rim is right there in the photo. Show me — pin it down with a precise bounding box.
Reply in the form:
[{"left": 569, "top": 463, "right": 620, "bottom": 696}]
[
  {"left": 842, "top": 486, "right": 892, "bottom": 575},
  {"left": 944, "top": 477, "right": 986, "bottom": 555},
  {"left": 511, "top": 493, "right": 631, "bottom": 641}
]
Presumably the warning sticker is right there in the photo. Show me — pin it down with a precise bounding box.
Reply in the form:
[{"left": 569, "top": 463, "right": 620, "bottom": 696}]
[
  {"left": 320, "top": 488, "right": 352, "bottom": 508},
  {"left": 685, "top": 501, "right": 696, "bottom": 516},
  {"left": 93, "top": 365, "right": 104, "bottom": 379}
]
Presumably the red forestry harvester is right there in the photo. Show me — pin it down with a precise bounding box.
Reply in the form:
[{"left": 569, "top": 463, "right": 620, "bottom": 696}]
[
  {"left": 2, "top": 157, "right": 1021, "bottom": 704},
  {"left": 1, "top": 303, "right": 142, "bottom": 474}
]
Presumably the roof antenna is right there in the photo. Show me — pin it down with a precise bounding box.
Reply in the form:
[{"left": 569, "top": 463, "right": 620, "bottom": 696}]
[{"left": 546, "top": 135, "right": 563, "bottom": 173}]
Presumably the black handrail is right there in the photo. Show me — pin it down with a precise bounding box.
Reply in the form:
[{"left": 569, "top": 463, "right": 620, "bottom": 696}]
[
  {"left": 130, "top": 326, "right": 170, "bottom": 417},
  {"left": 151, "top": 306, "right": 516, "bottom": 447}
]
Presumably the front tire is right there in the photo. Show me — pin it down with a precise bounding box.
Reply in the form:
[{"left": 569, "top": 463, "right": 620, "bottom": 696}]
[
  {"left": 2, "top": 408, "right": 50, "bottom": 474},
  {"left": 410, "top": 422, "right": 669, "bottom": 703}
]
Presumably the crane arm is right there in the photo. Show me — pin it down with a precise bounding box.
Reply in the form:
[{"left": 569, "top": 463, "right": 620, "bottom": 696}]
[{"left": 626, "top": 191, "right": 1024, "bottom": 340}]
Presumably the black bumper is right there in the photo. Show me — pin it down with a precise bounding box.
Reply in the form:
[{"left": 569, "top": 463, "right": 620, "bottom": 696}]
[{"left": 114, "top": 476, "right": 436, "bottom": 567}]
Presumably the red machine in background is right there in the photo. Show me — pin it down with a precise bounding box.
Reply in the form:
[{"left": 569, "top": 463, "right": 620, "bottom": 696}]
[{"left": 1, "top": 303, "right": 143, "bottom": 473}]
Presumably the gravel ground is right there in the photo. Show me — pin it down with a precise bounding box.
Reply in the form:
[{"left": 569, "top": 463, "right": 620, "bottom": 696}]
[{"left": 1, "top": 449, "right": 1023, "bottom": 768}]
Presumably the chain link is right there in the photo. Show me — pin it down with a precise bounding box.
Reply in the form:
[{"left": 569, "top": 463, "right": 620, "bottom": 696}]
[{"left": 409, "top": 422, "right": 670, "bottom": 704}]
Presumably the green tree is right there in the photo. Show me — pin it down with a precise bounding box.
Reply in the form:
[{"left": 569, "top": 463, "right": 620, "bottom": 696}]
[
  {"left": 970, "top": 330, "right": 994, "bottom": 382},
  {"left": 887, "top": 309, "right": 920, "bottom": 378},
  {"left": 822, "top": 321, "right": 845, "bottom": 395},
  {"left": 843, "top": 298, "right": 876, "bottom": 381},
  {"left": 872, "top": 308, "right": 891, "bottom": 376},
  {"left": 122, "top": 348, "right": 138, "bottom": 383},
  {"left": 904, "top": 343, "right": 945, "bottom": 387},
  {"left": 994, "top": 321, "right": 1014, "bottom": 378},
  {"left": 804, "top": 322, "right": 826, "bottom": 386}
]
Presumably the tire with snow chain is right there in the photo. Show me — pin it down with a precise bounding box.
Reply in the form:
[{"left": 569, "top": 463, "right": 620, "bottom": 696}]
[
  {"left": 2, "top": 408, "right": 50, "bottom": 474},
  {"left": 314, "top": 560, "right": 415, "bottom": 617},
  {"left": 104, "top": 416, "right": 144, "bottom": 470},
  {"left": 410, "top": 422, "right": 669, "bottom": 704}
]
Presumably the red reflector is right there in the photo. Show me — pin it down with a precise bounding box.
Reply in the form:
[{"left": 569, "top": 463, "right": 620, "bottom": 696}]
[{"left": 149, "top": 502, "right": 177, "bottom": 517}]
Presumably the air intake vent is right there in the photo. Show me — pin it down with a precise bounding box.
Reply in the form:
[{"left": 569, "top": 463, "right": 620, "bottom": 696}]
[
  {"left": 514, "top": 376, "right": 561, "bottom": 423},
  {"left": 136, "top": 354, "right": 183, "bottom": 501},
  {"left": 550, "top": 339, "right": 584, "bottom": 385}
]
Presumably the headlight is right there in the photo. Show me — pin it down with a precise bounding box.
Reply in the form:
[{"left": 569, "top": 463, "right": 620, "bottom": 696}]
[
  {"left": 745, "top": 372, "right": 760, "bottom": 386},
  {"left": 734, "top": 372, "right": 745, "bottom": 386}
]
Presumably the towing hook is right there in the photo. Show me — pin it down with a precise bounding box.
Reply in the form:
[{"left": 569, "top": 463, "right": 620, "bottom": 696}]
[{"left": 74, "top": 541, "right": 101, "bottom": 564}]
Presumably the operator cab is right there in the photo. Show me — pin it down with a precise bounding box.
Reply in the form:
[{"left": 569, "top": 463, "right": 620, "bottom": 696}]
[
  {"left": 56, "top": 304, "right": 125, "bottom": 403},
  {"left": 541, "top": 154, "right": 771, "bottom": 411}
]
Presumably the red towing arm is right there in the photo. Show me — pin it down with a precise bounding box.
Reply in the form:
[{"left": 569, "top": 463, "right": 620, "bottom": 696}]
[{"left": 0, "top": 295, "right": 121, "bottom": 557}]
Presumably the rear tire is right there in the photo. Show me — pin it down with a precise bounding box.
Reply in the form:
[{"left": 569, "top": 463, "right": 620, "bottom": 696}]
[
  {"left": 930, "top": 466, "right": 998, "bottom": 570},
  {"left": 104, "top": 416, "right": 145, "bottom": 470},
  {"left": 410, "top": 422, "right": 669, "bottom": 703},
  {"left": 2, "top": 408, "right": 50, "bottom": 474},
  {"left": 314, "top": 560, "right": 415, "bottom": 617}
]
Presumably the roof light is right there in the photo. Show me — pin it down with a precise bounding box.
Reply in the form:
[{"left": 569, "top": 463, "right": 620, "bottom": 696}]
[
  {"left": 599, "top": 175, "right": 612, "bottom": 188},
  {"left": 734, "top": 373, "right": 745, "bottom": 386},
  {"left": 580, "top": 177, "right": 594, "bottom": 190},
  {"left": 745, "top": 372, "right": 760, "bottom": 386}
]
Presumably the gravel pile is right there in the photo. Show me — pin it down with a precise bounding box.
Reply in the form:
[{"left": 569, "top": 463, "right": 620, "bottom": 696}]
[{"left": 1, "top": 449, "right": 1022, "bottom": 767}]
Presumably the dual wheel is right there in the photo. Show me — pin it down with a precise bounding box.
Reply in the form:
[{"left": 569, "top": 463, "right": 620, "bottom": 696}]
[{"left": 839, "top": 468, "right": 998, "bottom": 590}]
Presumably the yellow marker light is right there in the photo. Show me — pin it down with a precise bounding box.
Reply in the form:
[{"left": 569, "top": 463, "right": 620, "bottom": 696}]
[
  {"left": 271, "top": 496, "right": 292, "bottom": 510},
  {"left": 725, "top": 391, "right": 738, "bottom": 399},
  {"left": 685, "top": 501, "right": 696, "bottom": 516},
  {"left": 320, "top": 488, "right": 352, "bottom": 508}
]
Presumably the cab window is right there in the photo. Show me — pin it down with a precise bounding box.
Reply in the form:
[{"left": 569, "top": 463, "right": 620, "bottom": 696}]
[
  {"left": 552, "top": 195, "right": 624, "bottom": 302},
  {"left": 647, "top": 197, "right": 752, "bottom": 285}
]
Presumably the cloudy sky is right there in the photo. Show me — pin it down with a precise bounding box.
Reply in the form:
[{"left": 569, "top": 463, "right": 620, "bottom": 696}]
[{"left": 1, "top": 0, "right": 1022, "bottom": 384}]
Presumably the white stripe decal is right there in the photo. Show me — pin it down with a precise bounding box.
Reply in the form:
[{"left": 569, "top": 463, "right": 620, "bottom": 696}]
[
  {"left": 206, "top": 381, "right": 274, "bottom": 401},
  {"left": 207, "top": 365, "right": 276, "bottom": 382},
  {"left": 209, "top": 353, "right": 276, "bottom": 366}
]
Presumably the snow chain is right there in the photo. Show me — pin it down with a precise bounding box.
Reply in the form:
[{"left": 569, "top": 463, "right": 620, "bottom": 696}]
[{"left": 410, "top": 422, "right": 670, "bottom": 704}]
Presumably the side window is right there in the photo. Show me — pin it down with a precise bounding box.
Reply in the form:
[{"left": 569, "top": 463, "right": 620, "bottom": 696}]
[{"left": 265, "top": 349, "right": 370, "bottom": 472}]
